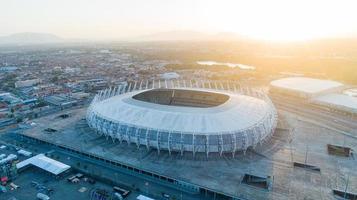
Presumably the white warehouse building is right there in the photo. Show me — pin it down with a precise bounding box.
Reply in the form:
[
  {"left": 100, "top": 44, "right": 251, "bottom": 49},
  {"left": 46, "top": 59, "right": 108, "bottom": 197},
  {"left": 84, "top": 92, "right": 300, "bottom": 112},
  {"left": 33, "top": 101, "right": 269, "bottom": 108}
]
[
  {"left": 270, "top": 77, "right": 345, "bottom": 99},
  {"left": 270, "top": 77, "right": 357, "bottom": 114}
]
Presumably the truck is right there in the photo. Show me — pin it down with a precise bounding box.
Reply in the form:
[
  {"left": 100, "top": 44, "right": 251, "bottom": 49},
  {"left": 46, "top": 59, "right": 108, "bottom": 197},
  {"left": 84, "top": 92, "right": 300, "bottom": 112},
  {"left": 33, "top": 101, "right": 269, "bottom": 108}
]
[{"left": 113, "top": 186, "right": 131, "bottom": 198}]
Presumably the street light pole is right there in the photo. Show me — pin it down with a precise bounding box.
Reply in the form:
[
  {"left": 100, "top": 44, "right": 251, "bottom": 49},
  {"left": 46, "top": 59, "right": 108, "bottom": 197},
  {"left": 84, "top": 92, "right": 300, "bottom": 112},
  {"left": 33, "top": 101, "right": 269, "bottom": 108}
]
[{"left": 145, "top": 182, "right": 149, "bottom": 195}]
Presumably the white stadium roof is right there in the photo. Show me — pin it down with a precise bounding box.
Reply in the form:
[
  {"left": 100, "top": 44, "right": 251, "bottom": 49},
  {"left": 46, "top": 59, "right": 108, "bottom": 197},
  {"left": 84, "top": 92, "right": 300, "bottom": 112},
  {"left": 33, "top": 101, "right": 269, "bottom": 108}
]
[
  {"left": 270, "top": 77, "right": 344, "bottom": 94},
  {"left": 16, "top": 154, "right": 70, "bottom": 175},
  {"left": 313, "top": 93, "right": 357, "bottom": 113},
  {"left": 91, "top": 88, "right": 271, "bottom": 134},
  {"left": 87, "top": 84, "right": 277, "bottom": 154}
]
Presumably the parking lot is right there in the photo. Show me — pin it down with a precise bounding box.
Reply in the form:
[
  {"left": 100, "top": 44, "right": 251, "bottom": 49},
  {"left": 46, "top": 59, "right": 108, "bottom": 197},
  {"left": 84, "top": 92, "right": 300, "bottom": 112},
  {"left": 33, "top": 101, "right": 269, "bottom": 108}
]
[
  {"left": 1, "top": 167, "right": 119, "bottom": 200},
  {"left": 0, "top": 134, "right": 199, "bottom": 200},
  {"left": 0, "top": 141, "right": 153, "bottom": 200}
]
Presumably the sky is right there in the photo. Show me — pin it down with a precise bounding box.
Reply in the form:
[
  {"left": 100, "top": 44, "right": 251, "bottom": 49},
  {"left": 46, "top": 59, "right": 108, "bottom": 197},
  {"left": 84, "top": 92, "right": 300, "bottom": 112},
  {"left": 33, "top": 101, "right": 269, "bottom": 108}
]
[{"left": 1, "top": 0, "right": 357, "bottom": 41}]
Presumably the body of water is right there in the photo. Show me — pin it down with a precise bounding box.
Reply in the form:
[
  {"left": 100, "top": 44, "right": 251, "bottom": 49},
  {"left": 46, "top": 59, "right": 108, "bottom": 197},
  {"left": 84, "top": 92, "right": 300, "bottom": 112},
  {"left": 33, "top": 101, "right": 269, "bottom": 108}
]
[{"left": 197, "top": 61, "right": 255, "bottom": 70}]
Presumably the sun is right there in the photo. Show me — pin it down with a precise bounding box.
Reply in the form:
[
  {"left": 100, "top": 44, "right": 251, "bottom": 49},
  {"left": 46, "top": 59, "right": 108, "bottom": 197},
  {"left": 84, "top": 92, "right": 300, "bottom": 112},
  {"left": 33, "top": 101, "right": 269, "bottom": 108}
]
[{"left": 198, "top": 0, "right": 357, "bottom": 41}]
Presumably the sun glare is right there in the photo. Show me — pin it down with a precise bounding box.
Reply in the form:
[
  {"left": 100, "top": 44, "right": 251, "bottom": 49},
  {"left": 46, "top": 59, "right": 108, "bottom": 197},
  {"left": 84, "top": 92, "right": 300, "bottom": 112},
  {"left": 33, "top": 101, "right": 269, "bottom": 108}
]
[
  {"left": 199, "top": 0, "right": 357, "bottom": 41},
  {"left": 1, "top": 0, "right": 357, "bottom": 41}
]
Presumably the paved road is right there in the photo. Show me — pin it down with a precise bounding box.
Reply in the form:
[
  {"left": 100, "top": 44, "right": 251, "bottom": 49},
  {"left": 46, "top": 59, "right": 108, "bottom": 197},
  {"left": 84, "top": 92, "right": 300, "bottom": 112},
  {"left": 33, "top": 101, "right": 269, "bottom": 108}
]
[{"left": 271, "top": 95, "right": 357, "bottom": 136}]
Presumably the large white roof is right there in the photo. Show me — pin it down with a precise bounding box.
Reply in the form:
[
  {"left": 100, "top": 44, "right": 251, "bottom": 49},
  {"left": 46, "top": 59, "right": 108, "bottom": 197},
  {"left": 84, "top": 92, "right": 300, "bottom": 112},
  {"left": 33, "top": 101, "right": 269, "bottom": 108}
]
[
  {"left": 16, "top": 154, "right": 70, "bottom": 175},
  {"left": 271, "top": 77, "right": 343, "bottom": 94},
  {"left": 313, "top": 93, "right": 357, "bottom": 113},
  {"left": 91, "top": 88, "right": 272, "bottom": 134}
]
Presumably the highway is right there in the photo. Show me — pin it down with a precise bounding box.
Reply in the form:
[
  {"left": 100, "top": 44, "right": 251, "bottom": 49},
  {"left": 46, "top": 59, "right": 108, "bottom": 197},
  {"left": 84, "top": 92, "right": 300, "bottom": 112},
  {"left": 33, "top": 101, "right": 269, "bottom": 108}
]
[{"left": 270, "top": 95, "right": 357, "bottom": 136}]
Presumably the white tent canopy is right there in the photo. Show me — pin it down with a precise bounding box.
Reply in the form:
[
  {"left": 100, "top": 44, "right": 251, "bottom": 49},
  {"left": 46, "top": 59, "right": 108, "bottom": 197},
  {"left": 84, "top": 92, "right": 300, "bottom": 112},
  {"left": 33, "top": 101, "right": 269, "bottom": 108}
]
[
  {"left": 16, "top": 154, "right": 70, "bottom": 175},
  {"left": 137, "top": 195, "right": 155, "bottom": 200}
]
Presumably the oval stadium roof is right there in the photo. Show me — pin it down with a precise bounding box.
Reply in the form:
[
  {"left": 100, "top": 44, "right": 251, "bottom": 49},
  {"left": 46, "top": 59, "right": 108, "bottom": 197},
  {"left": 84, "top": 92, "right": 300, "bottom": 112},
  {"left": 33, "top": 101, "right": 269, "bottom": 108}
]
[{"left": 91, "top": 88, "right": 272, "bottom": 134}]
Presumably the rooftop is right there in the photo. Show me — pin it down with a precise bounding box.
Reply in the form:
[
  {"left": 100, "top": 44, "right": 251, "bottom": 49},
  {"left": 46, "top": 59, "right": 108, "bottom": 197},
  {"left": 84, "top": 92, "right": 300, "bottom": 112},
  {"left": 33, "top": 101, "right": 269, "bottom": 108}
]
[
  {"left": 44, "top": 95, "right": 77, "bottom": 106},
  {"left": 16, "top": 153, "right": 71, "bottom": 175},
  {"left": 313, "top": 93, "right": 357, "bottom": 113},
  {"left": 270, "top": 77, "right": 344, "bottom": 94},
  {"left": 92, "top": 89, "right": 272, "bottom": 133}
]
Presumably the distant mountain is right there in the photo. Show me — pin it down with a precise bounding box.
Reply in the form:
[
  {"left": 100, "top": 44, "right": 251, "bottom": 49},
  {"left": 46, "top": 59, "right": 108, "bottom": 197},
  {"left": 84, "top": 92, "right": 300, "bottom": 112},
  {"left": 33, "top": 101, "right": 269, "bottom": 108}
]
[
  {"left": 0, "top": 31, "right": 250, "bottom": 44},
  {"left": 131, "top": 31, "right": 247, "bottom": 42},
  {"left": 213, "top": 32, "right": 249, "bottom": 41},
  {"left": 132, "top": 31, "right": 210, "bottom": 41},
  {"left": 0, "top": 32, "right": 64, "bottom": 45}
]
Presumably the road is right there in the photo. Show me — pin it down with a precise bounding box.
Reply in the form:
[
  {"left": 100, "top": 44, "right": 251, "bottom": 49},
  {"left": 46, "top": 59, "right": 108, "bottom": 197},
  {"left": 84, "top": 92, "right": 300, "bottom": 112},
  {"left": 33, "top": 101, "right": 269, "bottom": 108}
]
[{"left": 271, "top": 95, "right": 357, "bottom": 137}]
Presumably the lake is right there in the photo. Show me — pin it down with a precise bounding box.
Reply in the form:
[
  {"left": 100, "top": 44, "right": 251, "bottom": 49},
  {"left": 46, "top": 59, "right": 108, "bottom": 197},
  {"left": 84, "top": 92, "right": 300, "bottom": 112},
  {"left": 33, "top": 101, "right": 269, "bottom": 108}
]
[{"left": 197, "top": 61, "right": 255, "bottom": 70}]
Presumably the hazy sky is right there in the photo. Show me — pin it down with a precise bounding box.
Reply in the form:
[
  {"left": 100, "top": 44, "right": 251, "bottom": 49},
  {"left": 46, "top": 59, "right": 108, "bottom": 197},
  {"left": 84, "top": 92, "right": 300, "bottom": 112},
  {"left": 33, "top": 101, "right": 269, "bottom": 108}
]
[{"left": 1, "top": 0, "right": 357, "bottom": 41}]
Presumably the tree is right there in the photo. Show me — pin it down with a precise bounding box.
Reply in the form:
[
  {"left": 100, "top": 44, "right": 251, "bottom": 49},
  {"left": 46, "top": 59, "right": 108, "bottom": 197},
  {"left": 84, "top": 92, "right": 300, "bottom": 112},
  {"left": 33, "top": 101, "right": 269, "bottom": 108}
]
[
  {"left": 16, "top": 117, "right": 23, "bottom": 123},
  {"left": 51, "top": 75, "right": 59, "bottom": 83}
]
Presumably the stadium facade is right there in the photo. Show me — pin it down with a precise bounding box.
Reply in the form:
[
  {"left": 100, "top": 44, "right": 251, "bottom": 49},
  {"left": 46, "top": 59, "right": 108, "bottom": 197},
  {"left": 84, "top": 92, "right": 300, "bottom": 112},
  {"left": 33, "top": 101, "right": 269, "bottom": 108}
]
[{"left": 86, "top": 80, "right": 278, "bottom": 157}]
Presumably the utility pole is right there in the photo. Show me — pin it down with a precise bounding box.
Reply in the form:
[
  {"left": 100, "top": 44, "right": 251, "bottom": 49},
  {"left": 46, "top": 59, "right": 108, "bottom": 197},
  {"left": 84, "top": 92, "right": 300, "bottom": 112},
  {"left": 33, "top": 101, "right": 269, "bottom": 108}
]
[
  {"left": 145, "top": 182, "right": 149, "bottom": 195},
  {"left": 289, "top": 128, "right": 294, "bottom": 163},
  {"left": 304, "top": 145, "right": 309, "bottom": 164},
  {"left": 344, "top": 174, "right": 350, "bottom": 199},
  {"left": 304, "top": 127, "right": 309, "bottom": 165}
]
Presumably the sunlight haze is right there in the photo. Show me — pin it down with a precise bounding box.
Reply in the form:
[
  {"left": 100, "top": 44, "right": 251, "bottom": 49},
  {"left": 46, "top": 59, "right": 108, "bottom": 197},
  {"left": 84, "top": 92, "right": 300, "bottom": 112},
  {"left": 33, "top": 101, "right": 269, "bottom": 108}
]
[
  {"left": 1, "top": 0, "right": 357, "bottom": 41},
  {"left": 1, "top": 1, "right": 357, "bottom": 200}
]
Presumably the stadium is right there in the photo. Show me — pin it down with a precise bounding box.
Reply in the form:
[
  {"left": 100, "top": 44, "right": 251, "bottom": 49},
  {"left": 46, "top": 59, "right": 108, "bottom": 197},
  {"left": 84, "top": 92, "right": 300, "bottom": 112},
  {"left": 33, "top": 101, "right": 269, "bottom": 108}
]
[{"left": 86, "top": 80, "right": 278, "bottom": 157}]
